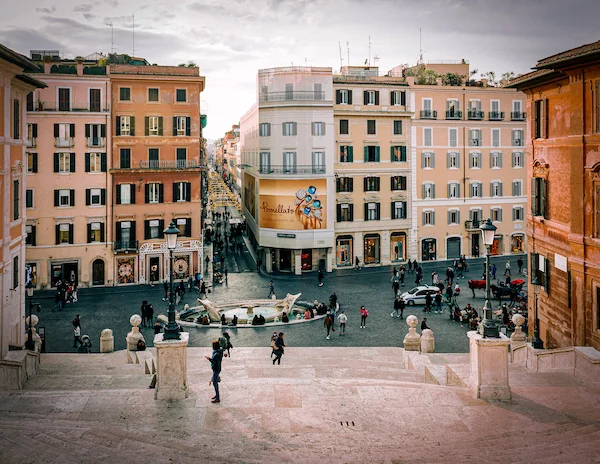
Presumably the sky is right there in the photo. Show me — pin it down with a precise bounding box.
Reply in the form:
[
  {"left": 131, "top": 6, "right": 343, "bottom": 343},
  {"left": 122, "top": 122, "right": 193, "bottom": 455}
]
[{"left": 1, "top": 0, "right": 599, "bottom": 140}]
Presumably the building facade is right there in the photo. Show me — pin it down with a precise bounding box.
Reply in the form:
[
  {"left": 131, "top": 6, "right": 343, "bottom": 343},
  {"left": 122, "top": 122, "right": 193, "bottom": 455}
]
[
  {"left": 0, "top": 44, "right": 45, "bottom": 358},
  {"left": 110, "top": 64, "right": 205, "bottom": 285},
  {"left": 410, "top": 64, "right": 528, "bottom": 262},
  {"left": 333, "top": 66, "right": 413, "bottom": 267},
  {"left": 25, "top": 56, "right": 113, "bottom": 288},
  {"left": 508, "top": 41, "right": 600, "bottom": 350},
  {"left": 241, "top": 67, "right": 335, "bottom": 274}
]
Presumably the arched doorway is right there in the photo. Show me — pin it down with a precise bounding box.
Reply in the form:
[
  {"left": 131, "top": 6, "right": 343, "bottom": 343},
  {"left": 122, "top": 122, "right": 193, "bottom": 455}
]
[{"left": 92, "top": 259, "right": 105, "bottom": 286}]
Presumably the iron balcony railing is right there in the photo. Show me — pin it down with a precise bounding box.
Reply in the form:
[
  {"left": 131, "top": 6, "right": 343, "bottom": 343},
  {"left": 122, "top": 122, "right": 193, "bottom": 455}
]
[
  {"left": 87, "top": 137, "right": 106, "bottom": 148},
  {"left": 445, "top": 110, "right": 462, "bottom": 119},
  {"left": 420, "top": 110, "right": 437, "bottom": 119},
  {"left": 511, "top": 112, "right": 526, "bottom": 121},
  {"left": 113, "top": 240, "right": 138, "bottom": 252},
  {"left": 259, "top": 91, "right": 326, "bottom": 102},
  {"left": 464, "top": 220, "right": 481, "bottom": 230},
  {"left": 30, "top": 102, "right": 110, "bottom": 112},
  {"left": 488, "top": 111, "right": 505, "bottom": 121},
  {"left": 54, "top": 137, "right": 74, "bottom": 148},
  {"left": 139, "top": 160, "right": 201, "bottom": 169},
  {"left": 468, "top": 110, "right": 484, "bottom": 120},
  {"left": 258, "top": 165, "right": 326, "bottom": 175}
]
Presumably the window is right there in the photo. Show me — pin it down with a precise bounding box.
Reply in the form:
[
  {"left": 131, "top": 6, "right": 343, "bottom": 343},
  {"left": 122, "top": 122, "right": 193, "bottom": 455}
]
[
  {"left": 26, "top": 92, "right": 33, "bottom": 111},
  {"left": 145, "top": 219, "right": 164, "bottom": 240},
  {"left": 119, "top": 115, "right": 133, "bottom": 136},
  {"left": 512, "top": 100, "right": 522, "bottom": 118},
  {"left": 58, "top": 88, "right": 71, "bottom": 111},
  {"left": 57, "top": 223, "right": 72, "bottom": 245},
  {"left": 285, "top": 83, "right": 293, "bottom": 100},
  {"left": 391, "top": 90, "right": 406, "bottom": 106},
  {"left": 512, "top": 180, "right": 523, "bottom": 197},
  {"left": 148, "top": 88, "right": 159, "bottom": 102},
  {"left": 469, "top": 129, "right": 481, "bottom": 146},
  {"left": 391, "top": 146, "right": 406, "bottom": 162},
  {"left": 449, "top": 128, "right": 458, "bottom": 147},
  {"left": 282, "top": 122, "right": 297, "bottom": 136},
  {"left": 492, "top": 128, "right": 500, "bottom": 147},
  {"left": 423, "top": 211, "right": 435, "bottom": 225},
  {"left": 312, "top": 151, "right": 325, "bottom": 174},
  {"left": 148, "top": 116, "right": 160, "bottom": 136},
  {"left": 491, "top": 181, "right": 503, "bottom": 197},
  {"left": 27, "top": 152, "right": 37, "bottom": 173},
  {"left": 55, "top": 152, "right": 73, "bottom": 173},
  {"left": 364, "top": 146, "right": 380, "bottom": 162},
  {"left": 446, "top": 99, "right": 460, "bottom": 118},
  {"left": 55, "top": 123, "right": 74, "bottom": 147},
  {"left": 174, "top": 116, "right": 189, "bottom": 136},
  {"left": 176, "top": 89, "right": 187, "bottom": 102},
  {"left": 88, "top": 222, "right": 104, "bottom": 243},
  {"left": 119, "top": 87, "right": 131, "bottom": 101},
  {"left": 176, "top": 148, "right": 187, "bottom": 167},
  {"left": 147, "top": 183, "right": 162, "bottom": 203},
  {"left": 422, "top": 152, "right": 434, "bottom": 169},
  {"left": 448, "top": 182, "right": 460, "bottom": 199},
  {"left": 448, "top": 209, "right": 460, "bottom": 225},
  {"left": 491, "top": 208, "right": 503, "bottom": 222},
  {"left": 86, "top": 123, "right": 106, "bottom": 147},
  {"left": 12, "top": 180, "right": 19, "bottom": 221},
  {"left": 393, "top": 120, "right": 403, "bottom": 135},
  {"left": 391, "top": 176, "right": 407, "bottom": 191},
  {"left": 312, "top": 122, "right": 325, "bottom": 136},
  {"left": 259, "top": 123, "right": 271, "bottom": 136},
  {"left": 148, "top": 148, "right": 160, "bottom": 168},
  {"left": 118, "top": 184, "right": 134, "bottom": 204},
  {"left": 423, "top": 128, "right": 433, "bottom": 147},
  {"left": 534, "top": 99, "right": 547, "bottom": 138},
  {"left": 86, "top": 188, "right": 104, "bottom": 206},
  {"left": 512, "top": 129, "right": 524, "bottom": 146},
  {"left": 512, "top": 152, "right": 523, "bottom": 168},
  {"left": 339, "top": 119, "right": 349, "bottom": 135},
  {"left": 55, "top": 189, "right": 74, "bottom": 207},
  {"left": 336, "top": 177, "right": 353, "bottom": 192},
  {"left": 470, "top": 152, "right": 482, "bottom": 169},
  {"left": 391, "top": 201, "right": 407, "bottom": 219},
  {"left": 337, "top": 203, "right": 354, "bottom": 222},
  {"left": 120, "top": 148, "right": 131, "bottom": 169},
  {"left": 283, "top": 151, "right": 297, "bottom": 173},
  {"left": 259, "top": 152, "right": 271, "bottom": 173},
  {"left": 470, "top": 209, "right": 483, "bottom": 223},
  {"left": 367, "top": 120, "right": 376, "bottom": 135},
  {"left": 470, "top": 182, "right": 482, "bottom": 198},
  {"left": 490, "top": 152, "right": 502, "bottom": 168},
  {"left": 512, "top": 206, "right": 524, "bottom": 221},
  {"left": 27, "top": 123, "right": 37, "bottom": 147},
  {"left": 89, "top": 88, "right": 101, "bottom": 112},
  {"left": 422, "top": 183, "right": 435, "bottom": 199},
  {"left": 339, "top": 146, "right": 353, "bottom": 162},
  {"left": 447, "top": 152, "right": 459, "bottom": 169},
  {"left": 336, "top": 89, "right": 351, "bottom": 104},
  {"left": 365, "top": 202, "right": 380, "bottom": 221},
  {"left": 26, "top": 189, "right": 33, "bottom": 208},
  {"left": 13, "top": 256, "right": 18, "bottom": 289},
  {"left": 86, "top": 152, "right": 105, "bottom": 173},
  {"left": 531, "top": 177, "right": 547, "bottom": 217},
  {"left": 364, "top": 177, "right": 380, "bottom": 192},
  {"left": 530, "top": 253, "right": 550, "bottom": 293},
  {"left": 422, "top": 98, "right": 434, "bottom": 118},
  {"left": 117, "top": 221, "right": 135, "bottom": 247},
  {"left": 26, "top": 224, "right": 36, "bottom": 245},
  {"left": 468, "top": 99, "right": 482, "bottom": 119},
  {"left": 176, "top": 218, "right": 192, "bottom": 237},
  {"left": 364, "top": 90, "right": 378, "bottom": 105}
]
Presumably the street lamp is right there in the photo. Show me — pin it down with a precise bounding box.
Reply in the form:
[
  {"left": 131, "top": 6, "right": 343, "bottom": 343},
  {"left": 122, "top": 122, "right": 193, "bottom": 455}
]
[
  {"left": 163, "top": 220, "right": 181, "bottom": 340},
  {"left": 25, "top": 282, "right": 41, "bottom": 351},
  {"left": 531, "top": 277, "right": 544, "bottom": 349},
  {"left": 478, "top": 218, "right": 499, "bottom": 338}
]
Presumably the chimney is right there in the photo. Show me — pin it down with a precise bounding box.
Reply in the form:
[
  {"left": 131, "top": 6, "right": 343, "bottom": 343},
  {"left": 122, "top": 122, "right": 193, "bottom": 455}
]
[
  {"left": 436, "top": 77, "right": 443, "bottom": 86},
  {"left": 481, "top": 78, "right": 488, "bottom": 88},
  {"left": 406, "top": 76, "right": 415, "bottom": 86}
]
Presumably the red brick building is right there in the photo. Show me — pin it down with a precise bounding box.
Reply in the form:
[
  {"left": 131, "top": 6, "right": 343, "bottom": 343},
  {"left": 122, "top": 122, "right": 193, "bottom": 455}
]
[{"left": 508, "top": 41, "right": 600, "bottom": 349}]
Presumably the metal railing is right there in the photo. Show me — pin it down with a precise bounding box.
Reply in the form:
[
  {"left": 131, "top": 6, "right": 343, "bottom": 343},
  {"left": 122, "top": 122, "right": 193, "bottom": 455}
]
[
  {"left": 139, "top": 160, "right": 201, "bottom": 169},
  {"left": 259, "top": 91, "right": 326, "bottom": 102},
  {"left": 445, "top": 110, "right": 462, "bottom": 119},
  {"left": 54, "top": 137, "right": 74, "bottom": 148},
  {"left": 87, "top": 137, "right": 106, "bottom": 148},
  {"left": 464, "top": 220, "right": 481, "bottom": 230},
  {"left": 113, "top": 240, "right": 138, "bottom": 252},
  {"left": 26, "top": 138, "right": 36, "bottom": 148},
  {"left": 420, "top": 110, "right": 437, "bottom": 119},
  {"left": 488, "top": 111, "right": 505, "bottom": 120},
  {"left": 511, "top": 112, "right": 526, "bottom": 121},
  {"left": 468, "top": 110, "right": 484, "bottom": 120},
  {"left": 258, "top": 164, "right": 326, "bottom": 175},
  {"left": 29, "top": 102, "right": 109, "bottom": 112}
]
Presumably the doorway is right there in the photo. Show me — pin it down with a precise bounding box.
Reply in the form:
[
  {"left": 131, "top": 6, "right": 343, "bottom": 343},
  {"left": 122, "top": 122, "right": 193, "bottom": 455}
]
[
  {"left": 279, "top": 250, "right": 292, "bottom": 272},
  {"left": 447, "top": 237, "right": 461, "bottom": 260},
  {"left": 471, "top": 233, "right": 480, "bottom": 257},
  {"left": 149, "top": 257, "right": 160, "bottom": 284},
  {"left": 92, "top": 259, "right": 105, "bottom": 286},
  {"left": 64, "top": 263, "right": 78, "bottom": 285}
]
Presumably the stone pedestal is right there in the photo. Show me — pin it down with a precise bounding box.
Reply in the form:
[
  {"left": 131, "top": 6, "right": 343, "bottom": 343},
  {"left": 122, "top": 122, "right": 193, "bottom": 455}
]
[
  {"left": 100, "top": 329, "right": 114, "bottom": 353},
  {"left": 510, "top": 314, "right": 527, "bottom": 348},
  {"left": 154, "top": 332, "right": 189, "bottom": 400},
  {"left": 468, "top": 331, "right": 511, "bottom": 400},
  {"left": 126, "top": 315, "right": 145, "bottom": 354},
  {"left": 403, "top": 315, "right": 421, "bottom": 352},
  {"left": 421, "top": 329, "right": 435, "bottom": 353}
]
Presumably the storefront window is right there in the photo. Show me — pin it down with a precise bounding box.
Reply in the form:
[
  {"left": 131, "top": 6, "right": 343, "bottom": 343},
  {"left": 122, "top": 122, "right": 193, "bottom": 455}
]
[
  {"left": 336, "top": 236, "right": 353, "bottom": 266},
  {"left": 490, "top": 235, "right": 503, "bottom": 255},
  {"left": 25, "top": 263, "right": 37, "bottom": 287},
  {"left": 364, "top": 234, "right": 380, "bottom": 264},
  {"left": 390, "top": 232, "right": 406, "bottom": 261},
  {"left": 301, "top": 249, "right": 313, "bottom": 271},
  {"left": 421, "top": 238, "right": 437, "bottom": 261},
  {"left": 511, "top": 234, "right": 524, "bottom": 253}
]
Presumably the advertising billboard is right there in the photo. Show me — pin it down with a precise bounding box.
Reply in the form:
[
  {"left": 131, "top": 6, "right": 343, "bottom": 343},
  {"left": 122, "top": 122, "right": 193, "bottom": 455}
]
[
  {"left": 259, "top": 179, "right": 327, "bottom": 230},
  {"left": 243, "top": 173, "right": 256, "bottom": 219}
]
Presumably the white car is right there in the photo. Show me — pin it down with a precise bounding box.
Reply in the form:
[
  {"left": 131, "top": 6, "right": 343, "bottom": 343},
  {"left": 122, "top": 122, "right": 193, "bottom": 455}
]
[{"left": 399, "top": 285, "right": 439, "bottom": 305}]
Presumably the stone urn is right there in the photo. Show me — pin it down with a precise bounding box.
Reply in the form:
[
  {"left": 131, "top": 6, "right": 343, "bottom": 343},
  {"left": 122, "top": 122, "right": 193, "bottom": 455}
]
[
  {"left": 100, "top": 329, "right": 114, "bottom": 353},
  {"left": 510, "top": 313, "right": 526, "bottom": 346},
  {"left": 403, "top": 315, "right": 421, "bottom": 352},
  {"left": 421, "top": 328, "right": 435, "bottom": 353}
]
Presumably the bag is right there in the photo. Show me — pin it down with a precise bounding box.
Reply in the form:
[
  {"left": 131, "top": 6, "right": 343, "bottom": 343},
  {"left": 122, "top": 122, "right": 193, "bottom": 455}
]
[{"left": 270, "top": 341, "right": 277, "bottom": 350}]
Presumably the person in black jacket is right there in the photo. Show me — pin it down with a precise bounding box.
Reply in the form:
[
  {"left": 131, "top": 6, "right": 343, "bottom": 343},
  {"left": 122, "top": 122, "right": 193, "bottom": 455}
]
[
  {"left": 425, "top": 292, "right": 433, "bottom": 313},
  {"left": 421, "top": 318, "right": 430, "bottom": 331},
  {"left": 206, "top": 339, "right": 225, "bottom": 403},
  {"left": 272, "top": 332, "right": 285, "bottom": 365}
]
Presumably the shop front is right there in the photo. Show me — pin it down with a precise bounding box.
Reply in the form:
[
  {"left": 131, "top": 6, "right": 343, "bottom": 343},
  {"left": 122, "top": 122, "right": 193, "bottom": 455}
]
[
  {"left": 364, "top": 234, "right": 380, "bottom": 265},
  {"left": 471, "top": 233, "right": 480, "bottom": 257},
  {"left": 390, "top": 232, "right": 406, "bottom": 262},
  {"left": 51, "top": 261, "right": 79, "bottom": 287},
  {"left": 421, "top": 238, "right": 437, "bottom": 261},
  {"left": 301, "top": 249, "right": 313, "bottom": 271},
  {"left": 511, "top": 233, "right": 525, "bottom": 253},
  {"left": 490, "top": 235, "right": 503, "bottom": 255},
  {"left": 336, "top": 235, "right": 353, "bottom": 267}
]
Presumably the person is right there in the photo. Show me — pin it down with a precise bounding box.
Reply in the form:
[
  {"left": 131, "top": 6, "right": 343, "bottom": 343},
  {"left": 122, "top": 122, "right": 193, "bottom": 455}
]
[
  {"left": 492, "top": 264, "right": 497, "bottom": 280},
  {"left": 141, "top": 301, "right": 148, "bottom": 327},
  {"left": 445, "top": 283, "right": 453, "bottom": 304},
  {"left": 304, "top": 309, "right": 311, "bottom": 320},
  {"left": 268, "top": 280, "right": 275, "bottom": 298},
  {"left": 324, "top": 312, "right": 333, "bottom": 340},
  {"left": 517, "top": 257, "right": 524, "bottom": 274},
  {"left": 258, "top": 314, "right": 266, "bottom": 325},
  {"left": 502, "top": 305, "right": 510, "bottom": 326},
  {"left": 457, "top": 260, "right": 464, "bottom": 279},
  {"left": 317, "top": 269, "right": 324, "bottom": 287},
  {"left": 221, "top": 313, "right": 227, "bottom": 325},
  {"left": 337, "top": 310, "right": 348, "bottom": 335},
  {"left": 281, "top": 312, "right": 289, "bottom": 323},
  {"left": 360, "top": 306, "right": 368, "bottom": 329},
  {"left": 200, "top": 280, "right": 207, "bottom": 299},
  {"left": 392, "top": 278, "right": 400, "bottom": 296},
  {"left": 354, "top": 256, "right": 360, "bottom": 270},
  {"left": 505, "top": 272, "right": 511, "bottom": 286},
  {"left": 179, "top": 280, "right": 185, "bottom": 297},
  {"left": 270, "top": 331, "right": 278, "bottom": 358},
  {"left": 432, "top": 271, "right": 439, "bottom": 286},
  {"left": 424, "top": 292, "right": 433, "bottom": 313},
  {"left": 71, "top": 282, "right": 78, "bottom": 303},
  {"left": 434, "top": 292, "right": 443, "bottom": 314},
  {"left": 163, "top": 281, "right": 169, "bottom": 301},
  {"left": 421, "top": 318, "right": 430, "bottom": 331},
  {"left": 224, "top": 267, "right": 228, "bottom": 284},
  {"left": 415, "top": 267, "right": 423, "bottom": 285},
  {"left": 392, "top": 296, "right": 402, "bottom": 318},
  {"left": 272, "top": 332, "right": 285, "bottom": 365},
  {"left": 73, "top": 324, "right": 82, "bottom": 348},
  {"left": 78, "top": 335, "right": 92, "bottom": 353},
  {"left": 153, "top": 320, "right": 162, "bottom": 335},
  {"left": 201, "top": 314, "right": 210, "bottom": 325},
  {"left": 408, "top": 259, "right": 413, "bottom": 273},
  {"left": 453, "top": 283, "right": 461, "bottom": 306},
  {"left": 329, "top": 292, "right": 338, "bottom": 311},
  {"left": 256, "top": 258, "right": 262, "bottom": 272},
  {"left": 400, "top": 267, "right": 405, "bottom": 287},
  {"left": 206, "top": 339, "right": 224, "bottom": 403},
  {"left": 72, "top": 314, "right": 81, "bottom": 328}
]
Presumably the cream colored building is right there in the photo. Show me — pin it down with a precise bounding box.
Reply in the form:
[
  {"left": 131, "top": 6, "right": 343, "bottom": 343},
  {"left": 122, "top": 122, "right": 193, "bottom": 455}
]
[
  {"left": 333, "top": 66, "right": 413, "bottom": 267},
  {"left": 409, "top": 64, "right": 527, "bottom": 262}
]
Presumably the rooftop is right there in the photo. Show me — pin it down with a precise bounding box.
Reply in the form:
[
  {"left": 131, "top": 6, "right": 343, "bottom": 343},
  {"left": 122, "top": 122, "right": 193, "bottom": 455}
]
[{"left": 535, "top": 39, "right": 600, "bottom": 69}]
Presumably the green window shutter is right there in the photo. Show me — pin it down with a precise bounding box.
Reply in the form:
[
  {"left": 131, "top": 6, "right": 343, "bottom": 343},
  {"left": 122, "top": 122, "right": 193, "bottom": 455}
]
[
  {"left": 101, "top": 189, "right": 106, "bottom": 205},
  {"left": 54, "top": 190, "right": 59, "bottom": 206},
  {"left": 130, "top": 116, "right": 135, "bottom": 136},
  {"left": 531, "top": 178, "right": 537, "bottom": 215},
  {"left": 173, "top": 116, "right": 178, "bottom": 136},
  {"left": 186, "top": 218, "right": 192, "bottom": 237},
  {"left": 375, "top": 146, "right": 380, "bottom": 162},
  {"left": 54, "top": 153, "right": 59, "bottom": 172},
  {"left": 364, "top": 203, "right": 368, "bottom": 221},
  {"left": 144, "top": 220, "right": 150, "bottom": 240},
  {"left": 32, "top": 153, "right": 38, "bottom": 173},
  {"left": 68, "top": 224, "right": 74, "bottom": 244},
  {"left": 70, "top": 153, "right": 75, "bottom": 172},
  {"left": 87, "top": 223, "right": 92, "bottom": 243},
  {"left": 173, "top": 182, "right": 178, "bottom": 202},
  {"left": 85, "top": 124, "right": 90, "bottom": 138},
  {"left": 336, "top": 204, "right": 341, "bottom": 222},
  {"left": 348, "top": 90, "right": 352, "bottom": 105},
  {"left": 336, "top": 90, "right": 341, "bottom": 104},
  {"left": 145, "top": 116, "right": 149, "bottom": 136},
  {"left": 349, "top": 178, "right": 353, "bottom": 191},
  {"left": 70, "top": 124, "right": 75, "bottom": 137},
  {"left": 85, "top": 153, "right": 90, "bottom": 172},
  {"left": 364, "top": 146, "right": 368, "bottom": 162},
  {"left": 400, "top": 146, "right": 406, "bottom": 161},
  {"left": 186, "top": 117, "right": 191, "bottom": 136},
  {"left": 544, "top": 258, "right": 550, "bottom": 293},
  {"left": 158, "top": 117, "right": 163, "bottom": 136},
  {"left": 116, "top": 116, "right": 121, "bottom": 136},
  {"left": 70, "top": 189, "right": 75, "bottom": 206},
  {"left": 363, "top": 90, "right": 368, "bottom": 105},
  {"left": 348, "top": 146, "right": 353, "bottom": 162},
  {"left": 116, "top": 185, "right": 121, "bottom": 204},
  {"left": 159, "top": 184, "right": 164, "bottom": 203},
  {"left": 54, "top": 124, "right": 59, "bottom": 137},
  {"left": 390, "top": 146, "right": 395, "bottom": 161},
  {"left": 86, "top": 189, "right": 91, "bottom": 206},
  {"left": 375, "top": 91, "right": 379, "bottom": 105},
  {"left": 101, "top": 124, "right": 106, "bottom": 137},
  {"left": 55, "top": 225, "right": 60, "bottom": 245},
  {"left": 101, "top": 153, "right": 107, "bottom": 172},
  {"left": 540, "top": 179, "right": 547, "bottom": 218},
  {"left": 185, "top": 182, "right": 191, "bottom": 202}
]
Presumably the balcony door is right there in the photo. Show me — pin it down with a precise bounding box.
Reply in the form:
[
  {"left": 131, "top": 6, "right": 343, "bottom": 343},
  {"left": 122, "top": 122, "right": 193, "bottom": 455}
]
[{"left": 89, "top": 88, "right": 101, "bottom": 112}]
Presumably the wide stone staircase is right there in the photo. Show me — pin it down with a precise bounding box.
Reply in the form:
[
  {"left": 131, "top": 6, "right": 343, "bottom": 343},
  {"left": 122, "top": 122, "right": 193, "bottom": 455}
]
[{"left": 0, "top": 347, "right": 599, "bottom": 463}]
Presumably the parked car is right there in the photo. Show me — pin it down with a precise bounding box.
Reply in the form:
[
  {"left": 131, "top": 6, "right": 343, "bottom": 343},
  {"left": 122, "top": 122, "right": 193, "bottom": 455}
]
[{"left": 399, "top": 285, "right": 440, "bottom": 305}]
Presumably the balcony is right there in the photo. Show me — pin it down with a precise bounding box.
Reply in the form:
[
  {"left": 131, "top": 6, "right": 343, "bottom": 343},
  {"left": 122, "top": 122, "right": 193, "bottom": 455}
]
[
  {"left": 87, "top": 137, "right": 106, "bottom": 148},
  {"left": 468, "top": 110, "right": 484, "bottom": 120},
  {"left": 26, "top": 137, "right": 36, "bottom": 148},
  {"left": 488, "top": 111, "right": 505, "bottom": 121},
  {"left": 258, "top": 165, "right": 326, "bottom": 175},
  {"left": 420, "top": 110, "right": 437, "bottom": 119},
  {"left": 30, "top": 102, "right": 109, "bottom": 112},
  {"left": 55, "top": 137, "right": 74, "bottom": 148},
  {"left": 464, "top": 220, "right": 481, "bottom": 231},
  {"left": 259, "top": 91, "right": 326, "bottom": 103},
  {"left": 445, "top": 110, "right": 462, "bottom": 120},
  {"left": 139, "top": 160, "right": 202, "bottom": 169},
  {"left": 511, "top": 112, "right": 526, "bottom": 121},
  {"left": 113, "top": 240, "right": 138, "bottom": 253}
]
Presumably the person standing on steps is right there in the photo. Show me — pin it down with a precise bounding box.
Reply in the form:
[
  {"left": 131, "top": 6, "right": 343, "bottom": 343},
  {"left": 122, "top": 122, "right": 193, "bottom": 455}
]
[
  {"left": 392, "top": 296, "right": 402, "bottom": 318},
  {"left": 224, "top": 267, "right": 228, "bottom": 285},
  {"left": 206, "top": 339, "right": 225, "bottom": 403},
  {"left": 318, "top": 269, "right": 324, "bottom": 287},
  {"left": 272, "top": 332, "right": 285, "bottom": 365},
  {"left": 205, "top": 255, "right": 210, "bottom": 273},
  {"left": 268, "top": 280, "right": 275, "bottom": 298},
  {"left": 360, "top": 306, "right": 368, "bottom": 328},
  {"left": 421, "top": 318, "right": 430, "bottom": 331},
  {"left": 337, "top": 310, "right": 348, "bottom": 335}
]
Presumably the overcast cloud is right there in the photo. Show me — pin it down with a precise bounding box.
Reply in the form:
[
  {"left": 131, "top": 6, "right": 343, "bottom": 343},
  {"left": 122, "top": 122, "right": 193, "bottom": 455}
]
[{"left": 1, "top": 0, "right": 598, "bottom": 139}]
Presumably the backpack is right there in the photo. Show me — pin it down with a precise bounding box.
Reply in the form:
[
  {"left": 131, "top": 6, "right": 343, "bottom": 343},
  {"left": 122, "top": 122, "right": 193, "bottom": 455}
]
[{"left": 219, "top": 337, "right": 227, "bottom": 350}]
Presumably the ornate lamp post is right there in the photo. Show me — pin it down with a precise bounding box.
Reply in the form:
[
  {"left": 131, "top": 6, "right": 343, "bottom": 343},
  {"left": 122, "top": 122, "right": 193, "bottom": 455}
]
[
  {"left": 530, "top": 277, "right": 544, "bottom": 349},
  {"left": 163, "top": 220, "right": 181, "bottom": 340},
  {"left": 25, "top": 282, "right": 41, "bottom": 350},
  {"left": 478, "top": 218, "right": 499, "bottom": 338}
]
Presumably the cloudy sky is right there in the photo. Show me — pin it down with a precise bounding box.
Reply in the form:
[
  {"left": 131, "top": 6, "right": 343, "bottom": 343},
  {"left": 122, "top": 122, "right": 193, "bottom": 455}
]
[{"left": 1, "top": 0, "right": 598, "bottom": 139}]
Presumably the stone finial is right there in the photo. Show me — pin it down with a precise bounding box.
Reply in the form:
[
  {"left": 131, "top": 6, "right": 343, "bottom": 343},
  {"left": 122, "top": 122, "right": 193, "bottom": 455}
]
[
  {"left": 130, "top": 314, "right": 142, "bottom": 327},
  {"left": 100, "top": 329, "right": 114, "bottom": 353},
  {"left": 510, "top": 313, "right": 527, "bottom": 346},
  {"left": 126, "top": 314, "right": 145, "bottom": 354},
  {"left": 406, "top": 315, "right": 418, "bottom": 329},
  {"left": 26, "top": 314, "right": 39, "bottom": 328},
  {"left": 421, "top": 328, "right": 435, "bottom": 353},
  {"left": 26, "top": 314, "right": 41, "bottom": 352},
  {"left": 403, "top": 315, "right": 421, "bottom": 352}
]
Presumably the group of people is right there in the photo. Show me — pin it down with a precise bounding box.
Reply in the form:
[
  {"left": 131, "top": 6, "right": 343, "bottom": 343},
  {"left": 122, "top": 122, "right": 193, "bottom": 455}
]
[
  {"left": 140, "top": 300, "right": 155, "bottom": 327},
  {"left": 53, "top": 280, "right": 78, "bottom": 311}
]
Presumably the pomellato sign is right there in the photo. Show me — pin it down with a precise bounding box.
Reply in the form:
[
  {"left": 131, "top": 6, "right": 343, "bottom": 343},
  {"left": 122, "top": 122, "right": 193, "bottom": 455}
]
[{"left": 277, "top": 233, "right": 296, "bottom": 239}]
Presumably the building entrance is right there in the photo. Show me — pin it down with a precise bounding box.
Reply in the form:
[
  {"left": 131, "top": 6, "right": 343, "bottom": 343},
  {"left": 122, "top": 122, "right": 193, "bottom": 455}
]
[
  {"left": 279, "top": 250, "right": 292, "bottom": 272},
  {"left": 92, "top": 259, "right": 104, "bottom": 286}
]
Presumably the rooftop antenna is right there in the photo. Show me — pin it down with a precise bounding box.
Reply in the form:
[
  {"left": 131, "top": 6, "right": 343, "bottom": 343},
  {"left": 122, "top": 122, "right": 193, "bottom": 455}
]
[
  {"left": 346, "top": 41, "right": 350, "bottom": 67},
  {"left": 338, "top": 41, "right": 343, "bottom": 70},
  {"left": 368, "top": 35, "right": 371, "bottom": 66},
  {"left": 132, "top": 14, "right": 135, "bottom": 57},
  {"left": 418, "top": 28, "right": 423, "bottom": 64},
  {"left": 106, "top": 21, "right": 115, "bottom": 54}
]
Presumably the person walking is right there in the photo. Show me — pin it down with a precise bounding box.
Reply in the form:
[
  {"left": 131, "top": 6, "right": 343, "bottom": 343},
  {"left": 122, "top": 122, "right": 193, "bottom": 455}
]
[
  {"left": 425, "top": 292, "right": 433, "bottom": 313},
  {"left": 392, "top": 296, "right": 402, "bottom": 318},
  {"left": 432, "top": 271, "right": 439, "bottom": 286},
  {"left": 162, "top": 281, "right": 169, "bottom": 301},
  {"left": 205, "top": 255, "right": 210, "bottom": 273},
  {"left": 354, "top": 256, "right": 361, "bottom": 270},
  {"left": 268, "top": 280, "right": 275, "bottom": 298},
  {"left": 256, "top": 258, "right": 262, "bottom": 272},
  {"left": 407, "top": 259, "right": 413, "bottom": 274},
  {"left": 73, "top": 324, "right": 82, "bottom": 348},
  {"left": 392, "top": 278, "right": 400, "bottom": 296},
  {"left": 329, "top": 292, "right": 338, "bottom": 311},
  {"left": 140, "top": 301, "right": 148, "bottom": 327},
  {"left": 272, "top": 332, "right": 285, "bottom": 365},
  {"left": 206, "top": 339, "right": 224, "bottom": 403},
  {"left": 400, "top": 267, "right": 405, "bottom": 287},
  {"left": 517, "top": 257, "right": 524, "bottom": 274},
  {"left": 199, "top": 280, "right": 207, "bottom": 299},
  {"left": 434, "top": 292, "right": 443, "bottom": 314},
  {"left": 415, "top": 266, "right": 423, "bottom": 285},
  {"left": 505, "top": 260, "right": 511, "bottom": 274},
  {"left": 270, "top": 331, "right": 278, "bottom": 358},
  {"left": 317, "top": 269, "right": 324, "bottom": 287},
  {"left": 337, "top": 310, "right": 348, "bottom": 335},
  {"left": 359, "top": 306, "right": 368, "bottom": 328},
  {"left": 492, "top": 264, "right": 497, "bottom": 280},
  {"left": 324, "top": 313, "right": 333, "bottom": 340}
]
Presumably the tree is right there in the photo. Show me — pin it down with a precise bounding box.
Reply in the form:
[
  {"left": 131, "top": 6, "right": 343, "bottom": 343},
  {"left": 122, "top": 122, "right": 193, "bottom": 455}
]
[
  {"left": 483, "top": 71, "right": 497, "bottom": 86},
  {"left": 179, "top": 60, "right": 197, "bottom": 68},
  {"left": 441, "top": 73, "right": 465, "bottom": 86},
  {"left": 501, "top": 71, "right": 515, "bottom": 81}
]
